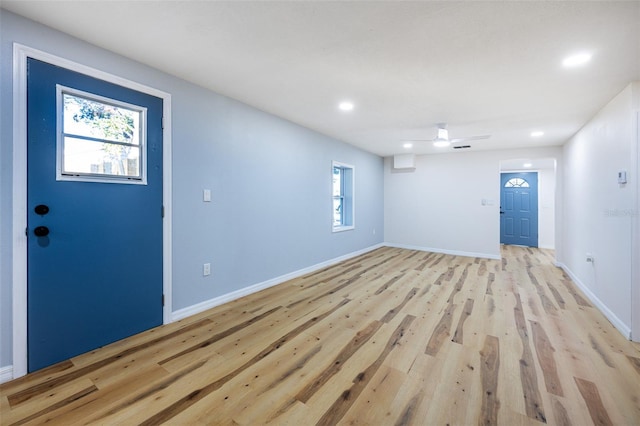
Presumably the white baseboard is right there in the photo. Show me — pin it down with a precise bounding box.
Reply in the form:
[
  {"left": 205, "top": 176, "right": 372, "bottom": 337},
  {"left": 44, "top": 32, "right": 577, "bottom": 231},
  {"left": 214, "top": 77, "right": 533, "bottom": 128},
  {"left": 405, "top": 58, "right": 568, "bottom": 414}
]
[
  {"left": 171, "top": 243, "right": 385, "bottom": 322},
  {"left": 556, "top": 262, "right": 632, "bottom": 339},
  {"left": 384, "top": 242, "right": 501, "bottom": 260},
  {"left": 0, "top": 365, "right": 13, "bottom": 384}
]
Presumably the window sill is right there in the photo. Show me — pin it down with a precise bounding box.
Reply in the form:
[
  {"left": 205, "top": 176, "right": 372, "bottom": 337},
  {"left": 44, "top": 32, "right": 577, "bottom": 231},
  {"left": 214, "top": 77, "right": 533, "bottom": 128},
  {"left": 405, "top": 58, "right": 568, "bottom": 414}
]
[{"left": 332, "top": 225, "right": 355, "bottom": 233}]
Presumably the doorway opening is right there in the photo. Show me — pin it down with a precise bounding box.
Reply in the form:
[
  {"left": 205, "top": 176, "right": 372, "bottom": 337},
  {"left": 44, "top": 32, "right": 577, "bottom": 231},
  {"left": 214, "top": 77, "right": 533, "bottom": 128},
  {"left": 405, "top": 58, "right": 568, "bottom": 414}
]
[
  {"left": 499, "top": 158, "right": 557, "bottom": 250},
  {"left": 12, "top": 44, "right": 173, "bottom": 378}
]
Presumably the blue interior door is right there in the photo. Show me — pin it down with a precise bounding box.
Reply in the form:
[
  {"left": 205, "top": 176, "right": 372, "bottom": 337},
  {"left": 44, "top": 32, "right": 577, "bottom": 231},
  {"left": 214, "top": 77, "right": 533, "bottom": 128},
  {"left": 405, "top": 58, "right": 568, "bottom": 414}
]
[
  {"left": 500, "top": 172, "right": 538, "bottom": 247},
  {"left": 27, "top": 59, "right": 164, "bottom": 372}
]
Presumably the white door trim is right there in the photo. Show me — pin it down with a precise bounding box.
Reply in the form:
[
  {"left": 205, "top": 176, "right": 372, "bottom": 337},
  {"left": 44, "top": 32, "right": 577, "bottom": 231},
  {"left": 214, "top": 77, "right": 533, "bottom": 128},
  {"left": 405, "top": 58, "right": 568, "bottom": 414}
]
[
  {"left": 12, "top": 43, "right": 173, "bottom": 378},
  {"left": 633, "top": 110, "right": 640, "bottom": 342}
]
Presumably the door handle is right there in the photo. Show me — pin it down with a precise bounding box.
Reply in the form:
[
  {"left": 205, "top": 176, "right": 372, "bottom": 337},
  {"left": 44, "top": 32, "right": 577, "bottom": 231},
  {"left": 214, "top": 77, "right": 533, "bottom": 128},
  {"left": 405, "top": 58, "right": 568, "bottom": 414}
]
[
  {"left": 34, "top": 226, "right": 50, "bottom": 237},
  {"left": 35, "top": 204, "right": 50, "bottom": 215},
  {"left": 500, "top": 211, "right": 505, "bottom": 215}
]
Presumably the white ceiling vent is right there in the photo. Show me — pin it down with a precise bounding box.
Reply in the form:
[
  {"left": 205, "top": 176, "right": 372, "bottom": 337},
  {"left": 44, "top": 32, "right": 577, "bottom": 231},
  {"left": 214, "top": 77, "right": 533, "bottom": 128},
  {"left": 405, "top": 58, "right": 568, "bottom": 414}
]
[{"left": 393, "top": 154, "right": 416, "bottom": 170}]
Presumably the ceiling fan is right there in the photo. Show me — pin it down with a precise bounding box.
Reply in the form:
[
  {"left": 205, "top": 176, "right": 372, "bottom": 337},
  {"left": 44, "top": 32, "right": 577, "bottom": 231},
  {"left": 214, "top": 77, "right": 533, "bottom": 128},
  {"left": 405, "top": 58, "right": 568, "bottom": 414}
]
[{"left": 408, "top": 123, "right": 491, "bottom": 148}]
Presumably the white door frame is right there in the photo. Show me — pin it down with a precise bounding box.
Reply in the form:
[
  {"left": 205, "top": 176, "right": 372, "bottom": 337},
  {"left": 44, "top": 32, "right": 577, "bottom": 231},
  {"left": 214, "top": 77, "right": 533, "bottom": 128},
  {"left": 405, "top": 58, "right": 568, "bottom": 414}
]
[
  {"left": 12, "top": 44, "right": 173, "bottom": 378},
  {"left": 633, "top": 110, "right": 640, "bottom": 342}
]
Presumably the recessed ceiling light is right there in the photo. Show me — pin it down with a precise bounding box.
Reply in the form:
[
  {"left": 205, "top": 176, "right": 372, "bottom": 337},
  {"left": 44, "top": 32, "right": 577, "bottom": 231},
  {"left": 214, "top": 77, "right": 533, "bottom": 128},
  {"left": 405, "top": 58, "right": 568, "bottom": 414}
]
[
  {"left": 338, "top": 101, "right": 354, "bottom": 111},
  {"left": 403, "top": 142, "right": 413, "bottom": 149},
  {"left": 523, "top": 163, "right": 533, "bottom": 168},
  {"left": 531, "top": 131, "right": 544, "bottom": 137},
  {"left": 433, "top": 140, "right": 450, "bottom": 148},
  {"left": 562, "top": 52, "right": 592, "bottom": 68}
]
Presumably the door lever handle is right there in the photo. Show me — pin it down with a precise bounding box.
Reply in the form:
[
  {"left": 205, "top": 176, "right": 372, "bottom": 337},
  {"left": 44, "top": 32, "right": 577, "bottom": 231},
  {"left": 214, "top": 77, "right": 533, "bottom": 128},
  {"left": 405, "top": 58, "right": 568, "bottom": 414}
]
[{"left": 500, "top": 211, "right": 505, "bottom": 215}]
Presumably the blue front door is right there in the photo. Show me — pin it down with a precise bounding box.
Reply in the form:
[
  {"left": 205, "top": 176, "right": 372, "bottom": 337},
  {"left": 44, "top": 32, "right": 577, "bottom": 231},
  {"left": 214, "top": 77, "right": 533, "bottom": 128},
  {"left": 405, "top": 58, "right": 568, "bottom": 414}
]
[
  {"left": 27, "top": 59, "right": 164, "bottom": 372},
  {"left": 500, "top": 172, "right": 538, "bottom": 247}
]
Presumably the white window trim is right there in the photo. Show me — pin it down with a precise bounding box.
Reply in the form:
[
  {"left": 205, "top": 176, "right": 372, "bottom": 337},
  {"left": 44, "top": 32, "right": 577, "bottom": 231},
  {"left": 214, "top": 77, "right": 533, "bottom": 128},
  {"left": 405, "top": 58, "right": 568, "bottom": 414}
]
[
  {"left": 332, "top": 160, "right": 355, "bottom": 232},
  {"left": 56, "top": 85, "right": 148, "bottom": 185}
]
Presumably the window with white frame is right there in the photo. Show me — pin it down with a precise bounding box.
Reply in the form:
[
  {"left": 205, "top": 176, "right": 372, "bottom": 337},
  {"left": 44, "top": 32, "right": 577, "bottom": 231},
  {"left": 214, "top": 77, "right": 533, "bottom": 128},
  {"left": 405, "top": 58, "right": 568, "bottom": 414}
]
[
  {"left": 332, "top": 161, "right": 354, "bottom": 231},
  {"left": 57, "top": 85, "right": 147, "bottom": 184}
]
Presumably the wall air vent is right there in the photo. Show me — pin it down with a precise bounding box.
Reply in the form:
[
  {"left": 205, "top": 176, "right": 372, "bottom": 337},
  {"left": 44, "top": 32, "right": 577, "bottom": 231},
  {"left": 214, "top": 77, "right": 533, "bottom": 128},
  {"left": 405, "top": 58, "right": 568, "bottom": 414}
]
[
  {"left": 393, "top": 154, "right": 416, "bottom": 170},
  {"left": 452, "top": 145, "right": 471, "bottom": 149}
]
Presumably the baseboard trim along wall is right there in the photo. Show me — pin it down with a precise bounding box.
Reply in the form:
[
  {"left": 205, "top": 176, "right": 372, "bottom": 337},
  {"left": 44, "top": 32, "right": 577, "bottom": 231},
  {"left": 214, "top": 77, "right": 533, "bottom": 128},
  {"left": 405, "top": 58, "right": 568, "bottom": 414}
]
[
  {"left": 555, "top": 261, "right": 632, "bottom": 340},
  {"left": 0, "top": 365, "right": 13, "bottom": 384},
  {"left": 384, "top": 242, "right": 501, "bottom": 260},
  {"left": 171, "top": 243, "right": 385, "bottom": 322}
]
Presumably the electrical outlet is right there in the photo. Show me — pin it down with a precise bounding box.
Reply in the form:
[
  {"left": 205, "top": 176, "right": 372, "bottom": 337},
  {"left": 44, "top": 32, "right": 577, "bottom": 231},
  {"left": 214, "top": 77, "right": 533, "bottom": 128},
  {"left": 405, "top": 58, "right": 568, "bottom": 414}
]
[{"left": 203, "top": 263, "right": 211, "bottom": 276}]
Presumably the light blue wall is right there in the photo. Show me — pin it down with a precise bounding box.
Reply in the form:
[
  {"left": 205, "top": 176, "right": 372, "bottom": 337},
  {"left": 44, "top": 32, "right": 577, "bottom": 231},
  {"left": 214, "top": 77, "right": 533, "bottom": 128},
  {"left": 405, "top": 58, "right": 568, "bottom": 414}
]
[{"left": 0, "top": 10, "right": 384, "bottom": 368}]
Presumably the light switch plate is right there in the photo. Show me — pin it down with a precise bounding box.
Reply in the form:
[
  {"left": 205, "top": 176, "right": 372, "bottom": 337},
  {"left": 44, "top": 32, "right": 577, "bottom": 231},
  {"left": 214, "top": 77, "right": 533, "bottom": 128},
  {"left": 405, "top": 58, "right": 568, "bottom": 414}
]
[
  {"left": 203, "top": 189, "right": 211, "bottom": 202},
  {"left": 618, "top": 171, "right": 627, "bottom": 184}
]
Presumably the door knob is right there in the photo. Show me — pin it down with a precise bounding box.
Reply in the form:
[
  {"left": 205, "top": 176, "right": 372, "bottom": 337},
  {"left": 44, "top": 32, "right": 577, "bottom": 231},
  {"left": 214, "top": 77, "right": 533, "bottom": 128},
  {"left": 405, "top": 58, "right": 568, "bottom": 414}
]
[
  {"left": 500, "top": 211, "right": 505, "bottom": 215},
  {"left": 34, "top": 226, "right": 50, "bottom": 237},
  {"left": 35, "top": 204, "right": 50, "bottom": 215}
]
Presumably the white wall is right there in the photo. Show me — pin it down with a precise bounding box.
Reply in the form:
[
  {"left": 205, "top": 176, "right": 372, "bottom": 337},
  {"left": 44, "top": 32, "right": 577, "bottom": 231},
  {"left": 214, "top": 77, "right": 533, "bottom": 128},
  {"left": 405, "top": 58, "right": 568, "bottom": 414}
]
[
  {"left": 560, "top": 82, "right": 639, "bottom": 340},
  {"left": 538, "top": 167, "right": 556, "bottom": 249},
  {"left": 384, "top": 146, "right": 562, "bottom": 258}
]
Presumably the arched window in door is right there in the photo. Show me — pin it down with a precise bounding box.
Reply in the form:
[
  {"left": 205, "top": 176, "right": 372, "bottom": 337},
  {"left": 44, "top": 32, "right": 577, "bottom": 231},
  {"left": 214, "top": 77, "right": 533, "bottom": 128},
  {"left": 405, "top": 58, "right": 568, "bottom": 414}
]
[{"left": 504, "top": 177, "right": 530, "bottom": 188}]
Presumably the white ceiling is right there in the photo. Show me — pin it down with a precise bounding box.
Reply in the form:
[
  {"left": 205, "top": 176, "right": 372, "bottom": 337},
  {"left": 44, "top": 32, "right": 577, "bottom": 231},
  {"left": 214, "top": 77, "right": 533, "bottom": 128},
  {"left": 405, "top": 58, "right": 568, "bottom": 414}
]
[
  {"left": 500, "top": 157, "right": 556, "bottom": 171},
  {"left": 3, "top": 1, "right": 639, "bottom": 157}
]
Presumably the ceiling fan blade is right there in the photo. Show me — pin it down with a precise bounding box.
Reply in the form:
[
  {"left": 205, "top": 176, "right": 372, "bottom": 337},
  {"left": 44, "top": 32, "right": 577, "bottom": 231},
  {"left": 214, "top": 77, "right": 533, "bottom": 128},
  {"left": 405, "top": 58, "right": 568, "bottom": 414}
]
[{"left": 449, "top": 135, "right": 491, "bottom": 143}]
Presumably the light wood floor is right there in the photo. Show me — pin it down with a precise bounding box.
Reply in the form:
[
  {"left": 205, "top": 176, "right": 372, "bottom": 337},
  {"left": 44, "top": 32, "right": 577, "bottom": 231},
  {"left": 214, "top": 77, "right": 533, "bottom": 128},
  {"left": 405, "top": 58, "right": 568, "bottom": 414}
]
[{"left": 2, "top": 246, "right": 639, "bottom": 425}]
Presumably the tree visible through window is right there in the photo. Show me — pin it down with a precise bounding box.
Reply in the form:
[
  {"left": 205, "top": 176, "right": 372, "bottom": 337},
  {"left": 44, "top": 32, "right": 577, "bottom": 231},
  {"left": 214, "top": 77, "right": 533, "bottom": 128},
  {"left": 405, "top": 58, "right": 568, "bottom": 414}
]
[
  {"left": 332, "top": 161, "right": 354, "bottom": 231},
  {"left": 57, "top": 85, "right": 146, "bottom": 183}
]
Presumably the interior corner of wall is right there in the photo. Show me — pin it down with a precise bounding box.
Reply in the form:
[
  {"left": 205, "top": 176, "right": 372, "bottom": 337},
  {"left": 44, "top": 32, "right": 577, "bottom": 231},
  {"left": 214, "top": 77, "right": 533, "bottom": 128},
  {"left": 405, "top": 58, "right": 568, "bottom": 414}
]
[{"left": 627, "top": 81, "right": 640, "bottom": 110}]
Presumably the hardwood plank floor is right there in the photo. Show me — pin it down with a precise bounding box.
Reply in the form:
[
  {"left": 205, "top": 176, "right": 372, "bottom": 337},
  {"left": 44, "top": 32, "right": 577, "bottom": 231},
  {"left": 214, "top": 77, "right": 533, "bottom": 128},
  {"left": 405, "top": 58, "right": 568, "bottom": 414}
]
[{"left": 2, "top": 246, "right": 639, "bottom": 425}]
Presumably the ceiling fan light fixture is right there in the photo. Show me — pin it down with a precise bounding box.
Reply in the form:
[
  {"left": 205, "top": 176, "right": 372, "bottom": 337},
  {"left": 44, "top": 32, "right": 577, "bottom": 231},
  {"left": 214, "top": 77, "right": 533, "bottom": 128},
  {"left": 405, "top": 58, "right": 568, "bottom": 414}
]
[
  {"left": 433, "top": 140, "right": 450, "bottom": 148},
  {"left": 437, "top": 127, "right": 448, "bottom": 140}
]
